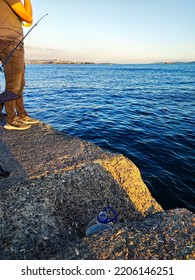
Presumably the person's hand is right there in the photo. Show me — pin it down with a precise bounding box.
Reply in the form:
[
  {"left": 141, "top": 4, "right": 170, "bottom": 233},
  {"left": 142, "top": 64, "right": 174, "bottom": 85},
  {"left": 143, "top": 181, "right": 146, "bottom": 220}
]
[{"left": 22, "top": 21, "right": 32, "bottom": 27}]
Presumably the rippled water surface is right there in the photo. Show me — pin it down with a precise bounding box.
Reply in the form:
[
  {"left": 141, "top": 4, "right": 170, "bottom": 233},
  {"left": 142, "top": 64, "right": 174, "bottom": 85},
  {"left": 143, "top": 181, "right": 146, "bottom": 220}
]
[{"left": 25, "top": 63, "right": 195, "bottom": 212}]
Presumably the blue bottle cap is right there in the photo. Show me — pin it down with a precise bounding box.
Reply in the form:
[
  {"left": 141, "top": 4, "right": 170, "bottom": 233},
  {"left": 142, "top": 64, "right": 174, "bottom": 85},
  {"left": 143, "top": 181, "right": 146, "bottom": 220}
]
[{"left": 97, "top": 211, "right": 108, "bottom": 223}]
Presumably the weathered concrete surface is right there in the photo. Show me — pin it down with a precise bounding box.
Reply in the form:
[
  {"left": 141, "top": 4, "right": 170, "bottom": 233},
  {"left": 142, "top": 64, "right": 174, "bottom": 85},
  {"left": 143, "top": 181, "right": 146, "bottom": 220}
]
[
  {"left": 0, "top": 122, "right": 194, "bottom": 260},
  {"left": 0, "top": 122, "right": 161, "bottom": 215},
  {"left": 0, "top": 122, "right": 112, "bottom": 190},
  {"left": 55, "top": 208, "right": 195, "bottom": 260}
]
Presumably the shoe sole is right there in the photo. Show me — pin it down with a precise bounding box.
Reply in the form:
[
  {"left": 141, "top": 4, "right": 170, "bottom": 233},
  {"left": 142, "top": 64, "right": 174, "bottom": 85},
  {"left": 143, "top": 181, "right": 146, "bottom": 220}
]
[
  {"left": 4, "top": 124, "right": 31, "bottom": 130},
  {"left": 23, "top": 120, "right": 39, "bottom": 124}
]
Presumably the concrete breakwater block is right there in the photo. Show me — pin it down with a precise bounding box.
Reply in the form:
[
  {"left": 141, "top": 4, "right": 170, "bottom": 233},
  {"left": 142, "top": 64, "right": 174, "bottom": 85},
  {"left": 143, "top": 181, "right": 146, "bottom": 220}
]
[
  {"left": 0, "top": 158, "right": 163, "bottom": 260},
  {"left": 0, "top": 122, "right": 193, "bottom": 260}
]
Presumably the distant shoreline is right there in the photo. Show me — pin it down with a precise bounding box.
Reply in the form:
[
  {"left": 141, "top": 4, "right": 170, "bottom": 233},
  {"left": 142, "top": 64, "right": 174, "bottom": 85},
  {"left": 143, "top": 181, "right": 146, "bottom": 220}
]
[
  {"left": 25, "top": 59, "right": 195, "bottom": 65},
  {"left": 25, "top": 59, "right": 96, "bottom": 65}
]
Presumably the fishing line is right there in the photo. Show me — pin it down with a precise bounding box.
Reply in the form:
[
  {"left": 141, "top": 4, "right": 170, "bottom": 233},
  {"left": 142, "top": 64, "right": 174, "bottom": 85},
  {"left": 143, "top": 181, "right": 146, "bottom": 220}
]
[
  {"left": 49, "top": 15, "right": 88, "bottom": 49},
  {"left": 0, "top": 14, "right": 48, "bottom": 72}
]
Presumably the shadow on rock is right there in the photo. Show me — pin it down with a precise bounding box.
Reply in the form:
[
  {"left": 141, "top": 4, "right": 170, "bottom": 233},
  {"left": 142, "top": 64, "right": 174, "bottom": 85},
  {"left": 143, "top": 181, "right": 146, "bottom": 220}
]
[
  {"left": 0, "top": 161, "right": 162, "bottom": 260},
  {"left": 0, "top": 140, "right": 27, "bottom": 191}
]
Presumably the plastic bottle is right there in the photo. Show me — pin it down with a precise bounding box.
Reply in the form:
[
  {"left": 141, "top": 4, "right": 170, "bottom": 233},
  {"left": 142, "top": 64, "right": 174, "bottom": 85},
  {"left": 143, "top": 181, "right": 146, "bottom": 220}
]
[{"left": 86, "top": 206, "right": 117, "bottom": 236}]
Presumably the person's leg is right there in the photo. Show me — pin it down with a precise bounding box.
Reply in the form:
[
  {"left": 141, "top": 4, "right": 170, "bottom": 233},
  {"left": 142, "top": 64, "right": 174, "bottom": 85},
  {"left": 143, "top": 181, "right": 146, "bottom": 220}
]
[
  {"left": 1, "top": 43, "right": 31, "bottom": 130},
  {"left": 0, "top": 41, "right": 19, "bottom": 103},
  {"left": 16, "top": 64, "right": 39, "bottom": 125},
  {"left": 15, "top": 63, "right": 28, "bottom": 117},
  {"left": 3, "top": 43, "right": 25, "bottom": 123}
]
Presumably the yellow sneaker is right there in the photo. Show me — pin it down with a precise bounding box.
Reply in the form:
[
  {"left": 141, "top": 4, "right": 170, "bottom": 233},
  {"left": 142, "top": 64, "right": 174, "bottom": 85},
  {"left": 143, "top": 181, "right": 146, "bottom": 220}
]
[
  {"left": 4, "top": 120, "right": 31, "bottom": 130},
  {"left": 18, "top": 115, "right": 39, "bottom": 124}
]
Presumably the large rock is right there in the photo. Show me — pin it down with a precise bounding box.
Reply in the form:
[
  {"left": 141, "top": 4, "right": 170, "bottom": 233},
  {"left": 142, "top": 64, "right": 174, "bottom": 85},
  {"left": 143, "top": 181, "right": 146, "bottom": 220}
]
[{"left": 0, "top": 122, "right": 194, "bottom": 260}]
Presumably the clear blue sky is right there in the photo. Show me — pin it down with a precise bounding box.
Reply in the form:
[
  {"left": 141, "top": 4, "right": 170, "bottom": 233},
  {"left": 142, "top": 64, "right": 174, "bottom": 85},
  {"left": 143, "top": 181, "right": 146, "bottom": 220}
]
[{"left": 24, "top": 0, "right": 195, "bottom": 63}]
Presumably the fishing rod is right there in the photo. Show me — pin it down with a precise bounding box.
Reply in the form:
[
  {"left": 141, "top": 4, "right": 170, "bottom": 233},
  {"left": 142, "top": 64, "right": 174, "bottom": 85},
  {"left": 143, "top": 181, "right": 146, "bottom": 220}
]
[{"left": 0, "top": 13, "right": 48, "bottom": 72}]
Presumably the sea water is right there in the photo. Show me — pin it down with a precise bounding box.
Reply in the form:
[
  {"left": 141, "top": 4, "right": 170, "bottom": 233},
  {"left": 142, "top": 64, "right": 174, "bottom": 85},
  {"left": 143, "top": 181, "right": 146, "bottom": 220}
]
[{"left": 24, "top": 63, "right": 195, "bottom": 212}]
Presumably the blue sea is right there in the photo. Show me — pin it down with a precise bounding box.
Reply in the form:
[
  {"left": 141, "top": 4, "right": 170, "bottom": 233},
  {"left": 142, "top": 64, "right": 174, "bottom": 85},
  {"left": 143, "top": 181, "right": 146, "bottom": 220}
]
[{"left": 25, "top": 63, "right": 195, "bottom": 212}]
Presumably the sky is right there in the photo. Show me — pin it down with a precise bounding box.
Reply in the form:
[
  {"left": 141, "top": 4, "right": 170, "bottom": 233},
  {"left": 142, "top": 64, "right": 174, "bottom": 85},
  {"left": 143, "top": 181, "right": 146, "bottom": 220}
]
[{"left": 24, "top": 0, "right": 195, "bottom": 63}]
